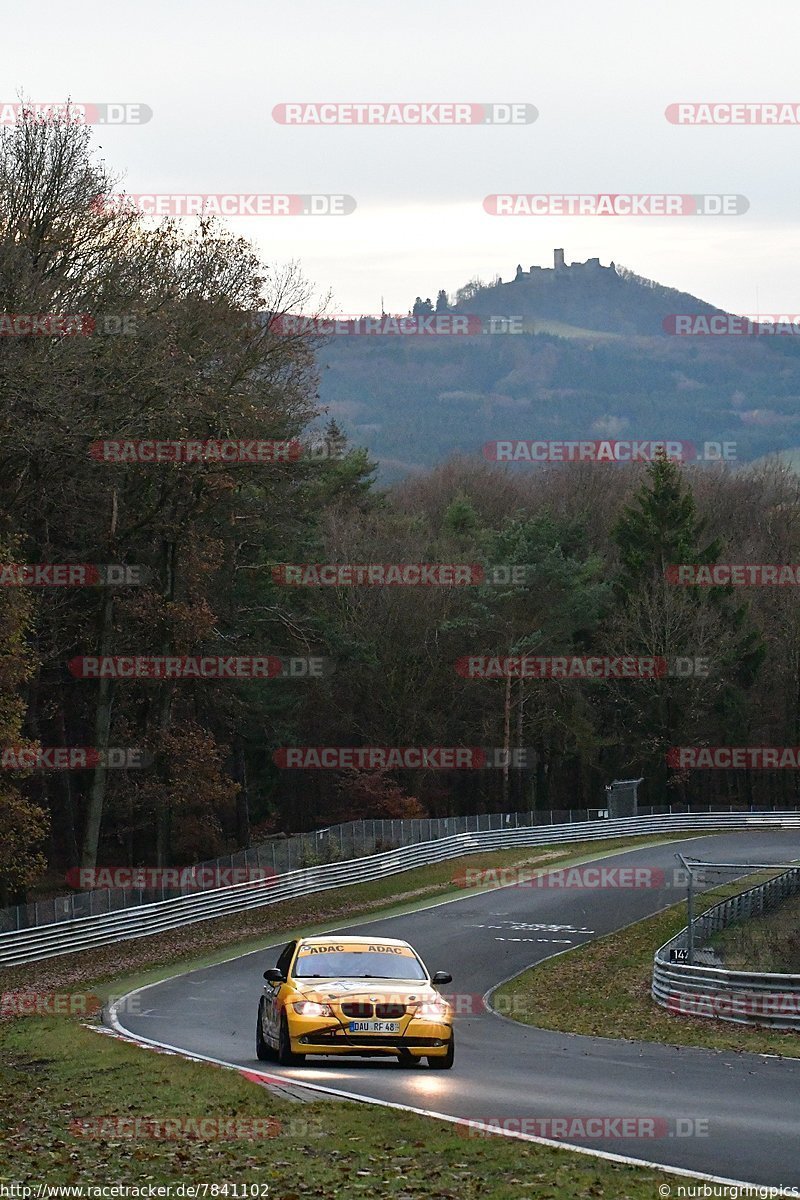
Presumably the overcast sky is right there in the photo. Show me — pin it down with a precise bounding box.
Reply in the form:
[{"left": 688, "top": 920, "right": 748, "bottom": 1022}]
[{"left": 4, "top": 0, "right": 799, "bottom": 316}]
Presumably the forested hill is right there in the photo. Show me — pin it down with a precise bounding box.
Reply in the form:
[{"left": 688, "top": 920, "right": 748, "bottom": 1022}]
[
  {"left": 444, "top": 258, "right": 723, "bottom": 336},
  {"left": 316, "top": 258, "right": 800, "bottom": 479}
]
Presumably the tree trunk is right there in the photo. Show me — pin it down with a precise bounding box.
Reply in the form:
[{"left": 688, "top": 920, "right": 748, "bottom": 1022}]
[
  {"left": 515, "top": 678, "right": 525, "bottom": 809},
  {"left": 79, "top": 490, "right": 118, "bottom": 870},
  {"left": 79, "top": 588, "right": 114, "bottom": 870},
  {"left": 56, "top": 703, "right": 79, "bottom": 866},
  {"left": 235, "top": 741, "right": 250, "bottom": 846},
  {"left": 155, "top": 537, "right": 177, "bottom": 868},
  {"left": 501, "top": 670, "right": 511, "bottom": 808}
]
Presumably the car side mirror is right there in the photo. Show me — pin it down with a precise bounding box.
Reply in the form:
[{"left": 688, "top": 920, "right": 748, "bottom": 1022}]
[
  {"left": 432, "top": 971, "right": 452, "bottom": 984},
  {"left": 264, "top": 968, "right": 285, "bottom": 983}
]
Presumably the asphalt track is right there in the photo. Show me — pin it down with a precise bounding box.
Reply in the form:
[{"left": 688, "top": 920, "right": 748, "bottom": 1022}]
[{"left": 113, "top": 830, "right": 800, "bottom": 1188}]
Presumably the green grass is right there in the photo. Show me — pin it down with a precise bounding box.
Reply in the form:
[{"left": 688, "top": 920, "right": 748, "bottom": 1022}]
[
  {"left": 0, "top": 1017, "right": 698, "bottom": 1196},
  {"left": 494, "top": 873, "right": 800, "bottom": 1057},
  {"left": 523, "top": 318, "right": 624, "bottom": 340},
  {"left": 709, "top": 889, "right": 800, "bottom": 972}
]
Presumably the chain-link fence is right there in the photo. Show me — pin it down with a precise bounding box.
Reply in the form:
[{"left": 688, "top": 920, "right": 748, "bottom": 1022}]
[
  {"left": 672, "top": 866, "right": 800, "bottom": 951},
  {"left": 0, "top": 800, "right": 787, "bottom": 933},
  {"left": 653, "top": 865, "right": 800, "bottom": 1028}
]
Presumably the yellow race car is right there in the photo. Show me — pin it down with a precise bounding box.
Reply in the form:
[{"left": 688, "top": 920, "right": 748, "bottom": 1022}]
[{"left": 256, "top": 934, "right": 454, "bottom": 1068}]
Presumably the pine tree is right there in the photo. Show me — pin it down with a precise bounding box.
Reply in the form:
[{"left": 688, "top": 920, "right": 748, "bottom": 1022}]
[
  {"left": 612, "top": 454, "right": 719, "bottom": 597},
  {"left": 609, "top": 454, "right": 764, "bottom": 799}
]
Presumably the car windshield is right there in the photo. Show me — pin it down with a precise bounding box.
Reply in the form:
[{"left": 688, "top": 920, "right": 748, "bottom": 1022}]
[{"left": 293, "top": 950, "right": 427, "bottom": 980}]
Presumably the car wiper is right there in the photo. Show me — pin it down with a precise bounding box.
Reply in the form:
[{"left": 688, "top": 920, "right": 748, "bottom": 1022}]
[{"left": 356, "top": 974, "right": 415, "bottom": 979}]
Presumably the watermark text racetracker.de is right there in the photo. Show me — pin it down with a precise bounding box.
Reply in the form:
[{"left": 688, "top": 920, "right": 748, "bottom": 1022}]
[
  {"left": 93, "top": 194, "right": 355, "bottom": 217},
  {"left": 273, "top": 101, "right": 537, "bottom": 124},
  {"left": 0, "top": 313, "right": 137, "bottom": 336},
  {"left": 0, "top": 563, "right": 149, "bottom": 587},
  {"left": 68, "top": 1115, "right": 323, "bottom": 1139},
  {"left": 667, "top": 564, "right": 800, "bottom": 586},
  {"left": 668, "top": 746, "right": 800, "bottom": 769},
  {"left": 484, "top": 440, "right": 736, "bottom": 463},
  {"left": 67, "top": 656, "right": 329, "bottom": 680},
  {"left": 272, "top": 562, "right": 552, "bottom": 587},
  {"left": 456, "top": 655, "right": 710, "bottom": 679},
  {"left": 273, "top": 746, "right": 535, "bottom": 769},
  {"left": 271, "top": 313, "right": 524, "bottom": 336},
  {"left": 458, "top": 1116, "right": 709, "bottom": 1139},
  {"left": 666, "top": 101, "right": 800, "bottom": 125},
  {"left": 483, "top": 194, "right": 748, "bottom": 216},
  {"left": 664, "top": 313, "right": 800, "bottom": 336},
  {"left": 452, "top": 864, "right": 697, "bottom": 890},
  {"left": 0, "top": 747, "right": 150, "bottom": 770},
  {"left": 65, "top": 865, "right": 276, "bottom": 889},
  {"left": 1, "top": 990, "right": 142, "bottom": 1017},
  {"left": 668, "top": 991, "right": 800, "bottom": 1020},
  {"left": 89, "top": 438, "right": 343, "bottom": 463},
  {"left": 0, "top": 101, "right": 152, "bottom": 124}
]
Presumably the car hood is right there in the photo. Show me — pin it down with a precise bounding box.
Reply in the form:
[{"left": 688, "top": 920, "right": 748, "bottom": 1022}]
[{"left": 292, "top": 979, "right": 441, "bottom": 1002}]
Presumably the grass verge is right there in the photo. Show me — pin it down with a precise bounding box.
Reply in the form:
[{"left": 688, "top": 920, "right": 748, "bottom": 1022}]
[
  {"left": 709, "top": 889, "right": 800, "bottom": 971},
  {"left": 0, "top": 1018, "right": 700, "bottom": 1196},
  {"left": 494, "top": 874, "right": 800, "bottom": 1057}
]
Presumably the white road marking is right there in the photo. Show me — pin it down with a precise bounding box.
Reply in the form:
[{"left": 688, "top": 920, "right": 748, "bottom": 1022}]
[
  {"left": 495, "top": 936, "right": 574, "bottom": 944},
  {"left": 471, "top": 922, "right": 593, "bottom": 934}
]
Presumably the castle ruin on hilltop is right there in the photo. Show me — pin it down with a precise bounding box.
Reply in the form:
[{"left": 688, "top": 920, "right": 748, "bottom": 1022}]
[{"left": 513, "top": 249, "right": 615, "bottom": 280}]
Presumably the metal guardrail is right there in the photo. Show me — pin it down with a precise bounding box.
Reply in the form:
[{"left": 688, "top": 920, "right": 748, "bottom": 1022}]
[
  {"left": 652, "top": 867, "right": 800, "bottom": 1030},
  {"left": 2, "top": 810, "right": 799, "bottom": 968},
  {"left": 2, "top": 803, "right": 785, "bottom": 934},
  {"left": 0, "top": 807, "right": 611, "bottom": 933}
]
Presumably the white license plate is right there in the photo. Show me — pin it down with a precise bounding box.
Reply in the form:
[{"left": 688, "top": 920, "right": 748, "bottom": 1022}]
[{"left": 348, "top": 1020, "right": 400, "bottom": 1033}]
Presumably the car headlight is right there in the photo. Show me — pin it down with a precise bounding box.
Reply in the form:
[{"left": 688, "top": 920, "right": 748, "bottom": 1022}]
[
  {"left": 416, "top": 1001, "right": 450, "bottom": 1020},
  {"left": 292, "top": 1001, "right": 334, "bottom": 1017}
]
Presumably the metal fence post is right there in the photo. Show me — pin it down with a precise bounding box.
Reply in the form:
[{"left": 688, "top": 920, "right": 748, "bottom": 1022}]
[{"left": 686, "top": 869, "right": 695, "bottom": 965}]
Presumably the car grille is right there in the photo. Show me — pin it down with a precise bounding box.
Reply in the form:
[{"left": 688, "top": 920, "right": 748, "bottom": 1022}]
[
  {"left": 375, "top": 1003, "right": 406, "bottom": 1019},
  {"left": 340, "top": 1001, "right": 408, "bottom": 1019},
  {"left": 341, "top": 1002, "right": 374, "bottom": 1018}
]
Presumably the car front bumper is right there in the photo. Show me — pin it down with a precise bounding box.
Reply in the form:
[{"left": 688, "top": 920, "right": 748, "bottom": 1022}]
[{"left": 288, "top": 1015, "right": 453, "bottom": 1057}]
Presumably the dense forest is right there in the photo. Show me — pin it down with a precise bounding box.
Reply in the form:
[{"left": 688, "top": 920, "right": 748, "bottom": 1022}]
[{"left": 3, "top": 111, "right": 800, "bottom": 906}]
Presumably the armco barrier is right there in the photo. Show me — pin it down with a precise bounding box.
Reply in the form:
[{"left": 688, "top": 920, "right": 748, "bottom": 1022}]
[
  {"left": 1, "top": 804, "right": 784, "bottom": 934},
  {"left": 0, "top": 807, "right": 610, "bottom": 933},
  {"left": 652, "top": 866, "right": 800, "bottom": 1030},
  {"left": 2, "top": 811, "right": 799, "bottom": 968}
]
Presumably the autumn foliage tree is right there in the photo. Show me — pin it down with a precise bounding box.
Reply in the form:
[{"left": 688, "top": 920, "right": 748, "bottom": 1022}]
[{"left": 332, "top": 770, "right": 426, "bottom": 823}]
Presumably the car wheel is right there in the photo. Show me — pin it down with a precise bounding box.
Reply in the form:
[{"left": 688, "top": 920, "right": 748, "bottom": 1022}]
[
  {"left": 427, "top": 1034, "right": 454, "bottom": 1069},
  {"left": 397, "top": 1049, "right": 421, "bottom": 1068},
  {"left": 277, "top": 1012, "right": 305, "bottom": 1066},
  {"left": 255, "top": 998, "right": 274, "bottom": 1062}
]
